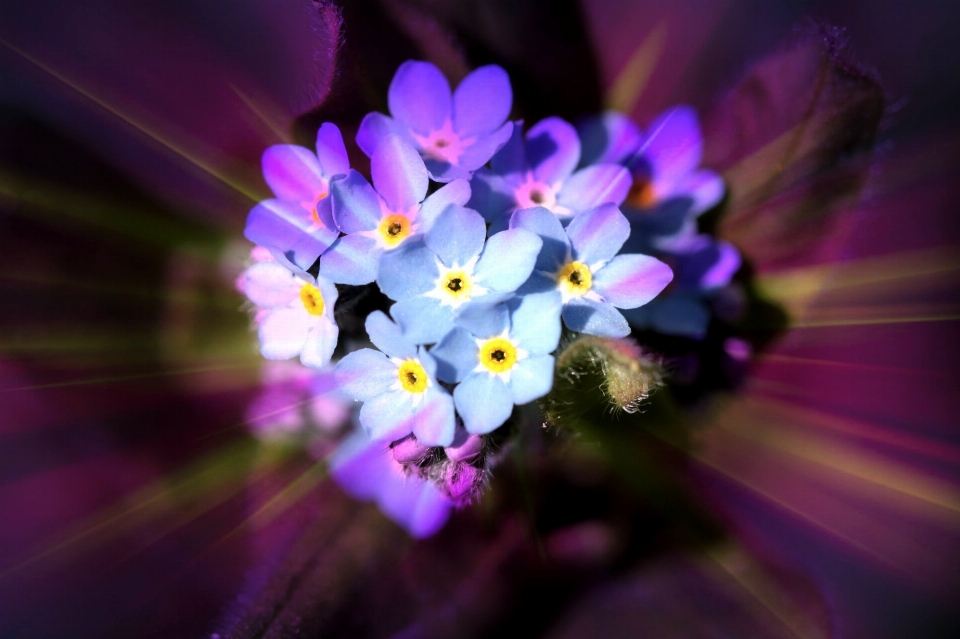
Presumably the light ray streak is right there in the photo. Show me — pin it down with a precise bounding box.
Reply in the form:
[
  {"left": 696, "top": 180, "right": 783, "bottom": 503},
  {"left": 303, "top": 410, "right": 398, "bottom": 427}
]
[
  {"left": 756, "top": 353, "right": 948, "bottom": 378},
  {"left": 229, "top": 83, "right": 293, "bottom": 144},
  {"left": 0, "top": 37, "right": 259, "bottom": 202},
  {"left": 605, "top": 22, "right": 667, "bottom": 113}
]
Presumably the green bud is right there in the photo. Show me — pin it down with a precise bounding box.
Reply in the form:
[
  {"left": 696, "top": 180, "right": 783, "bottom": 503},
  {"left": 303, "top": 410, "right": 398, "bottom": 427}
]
[{"left": 541, "top": 335, "right": 663, "bottom": 432}]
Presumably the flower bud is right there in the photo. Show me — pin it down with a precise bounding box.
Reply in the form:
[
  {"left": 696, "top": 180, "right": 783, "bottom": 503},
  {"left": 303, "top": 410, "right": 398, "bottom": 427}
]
[
  {"left": 440, "top": 462, "right": 486, "bottom": 507},
  {"left": 390, "top": 434, "right": 433, "bottom": 465},
  {"left": 444, "top": 427, "right": 484, "bottom": 463}
]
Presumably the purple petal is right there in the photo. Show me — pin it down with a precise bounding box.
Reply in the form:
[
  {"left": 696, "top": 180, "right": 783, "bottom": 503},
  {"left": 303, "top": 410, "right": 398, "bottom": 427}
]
[
  {"left": 642, "top": 105, "right": 703, "bottom": 185},
  {"left": 329, "top": 429, "right": 392, "bottom": 499},
  {"left": 557, "top": 164, "right": 631, "bottom": 213},
  {"left": 562, "top": 298, "right": 630, "bottom": 337},
  {"left": 425, "top": 205, "right": 486, "bottom": 267},
  {"left": 673, "top": 168, "right": 725, "bottom": 216},
  {"left": 371, "top": 134, "right": 429, "bottom": 213},
  {"left": 423, "top": 158, "right": 473, "bottom": 183},
  {"left": 509, "top": 206, "right": 569, "bottom": 271},
  {"left": 388, "top": 60, "right": 451, "bottom": 137},
  {"left": 566, "top": 203, "right": 630, "bottom": 266},
  {"left": 319, "top": 234, "right": 381, "bottom": 285},
  {"left": 334, "top": 348, "right": 397, "bottom": 401},
  {"left": 593, "top": 254, "right": 674, "bottom": 309},
  {"left": 378, "top": 472, "right": 452, "bottom": 538},
  {"left": 489, "top": 122, "right": 527, "bottom": 176},
  {"left": 330, "top": 170, "right": 383, "bottom": 234},
  {"left": 244, "top": 199, "right": 339, "bottom": 271},
  {"left": 356, "top": 112, "right": 405, "bottom": 157},
  {"left": 458, "top": 121, "right": 515, "bottom": 171},
  {"left": 527, "top": 117, "right": 580, "bottom": 185},
  {"left": 261, "top": 144, "right": 324, "bottom": 202},
  {"left": 453, "top": 64, "right": 512, "bottom": 138},
  {"left": 454, "top": 373, "right": 513, "bottom": 434},
  {"left": 578, "top": 111, "right": 642, "bottom": 166},
  {"left": 315, "top": 122, "right": 350, "bottom": 177}
]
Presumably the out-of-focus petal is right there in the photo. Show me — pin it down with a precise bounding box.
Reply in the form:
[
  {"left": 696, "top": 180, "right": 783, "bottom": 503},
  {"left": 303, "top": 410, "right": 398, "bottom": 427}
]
[
  {"left": 258, "top": 306, "right": 312, "bottom": 360},
  {"left": 244, "top": 198, "right": 339, "bottom": 271},
  {"left": 643, "top": 105, "right": 703, "bottom": 185},
  {"left": 239, "top": 261, "right": 301, "bottom": 308},
  {"left": 454, "top": 373, "right": 513, "bottom": 434},
  {"left": 673, "top": 168, "right": 725, "bottom": 216},
  {"left": 457, "top": 121, "right": 514, "bottom": 171},
  {"left": 566, "top": 203, "right": 630, "bottom": 266},
  {"left": 262, "top": 144, "right": 324, "bottom": 201},
  {"left": 388, "top": 60, "right": 451, "bottom": 137},
  {"left": 562, "top": 298, "right": 631, "bottom": 337},
  {"left": 371, "top": 134, "right": 429, "bottom": 213},
  {"left": 452, "top": 64, "right": 512, "bottom": 138},
  {"left": 489, "top": 122, "right": 527, "bottom": 176},
  {"left": 557, "top": 164, "right": 631, "bottom": 214},
  {"left": 578, "top": 111, "right": 642, "bottom": 166},
  {"left": 526, "top": 117, "right": 581, "bottom": 185},
  {"left": 508, "top": 355, "right": 555, "bottom": 404},
  {"left": 593, "top": 254, "right": 673, "bottom": 309},
  {"left": 468, "top": 169, "right": 519, "bottom": 224},
  {"left": 356, "top": 112, "right": 405, "bottom": 157}
]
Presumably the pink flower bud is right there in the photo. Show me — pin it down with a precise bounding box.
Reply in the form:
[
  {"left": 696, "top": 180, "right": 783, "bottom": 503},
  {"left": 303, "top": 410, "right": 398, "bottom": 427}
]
[
  {"left": 444, "top": 428, "right": 484, "bottom": 463},
  {"left": 390, "top": 434, "right": 432, "bottom": 465}
]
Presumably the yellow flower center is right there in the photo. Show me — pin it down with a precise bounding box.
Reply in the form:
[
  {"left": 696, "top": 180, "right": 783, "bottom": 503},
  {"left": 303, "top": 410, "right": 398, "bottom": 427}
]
[
  {"left": 441, "top": 269, "right": 472, "bottom": 302},
  {"left": 398, "top": 359, "right": 429, "bottom": 393},
  {"left": 299, "top": 283, "right": 325, "bottom": 316},
  {"left": 478, "top": 337, "right": 518, "bottom": 374},
  {"left": 378, "top": 213, "right": 412, "bottom": 248},
  {"left": 626, "top": 176, "right": 657, "bottom": 209},
  {"left": 556, "top": 261, "right": 592, "bottom": 297}
]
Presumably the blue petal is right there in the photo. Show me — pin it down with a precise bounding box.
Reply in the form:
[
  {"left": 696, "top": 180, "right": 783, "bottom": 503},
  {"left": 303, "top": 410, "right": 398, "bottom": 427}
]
[
  {"left": 489, "top": 122, "right": 527, "bottom": 177},
  {"left": 365, "top": 311, "right": 416, "bottom": 359},
  {"left": 562, "top": 298, "right": 630, "bottom": 337},
  {"left": 508, "top": 291, "right": 562, "bottom": 355},
  {"left": 319, "top": 234, "right": 381, "bottom": 285},
  {"left": 593, "top": 254, "right": 674, "bottom": 309},
  {"left": 454, "top": 373, "right": 514, "bottom": 434},
  {"left": 244, "top": 199, "right": 338, "bottom": 271},
  {"left": 557, "top": 164, "right": 631, "bottom": 213},
  {"left": 648, "top": 294, "right": 711, "bottom": 339},
  {"left": 621, "top": 197, "right": 694, "bottom": 252},
  {"left": 674, "top": 168, "right": 725, "bottom": 217},
  {"left": 315, "top": 122, "right": 350, "bottom": 177},
  {"left": 566, "top": 203, "right": 629, "bottom": 266},
  {"left": 388, "top": 61, "right": 451, "bottom": 137},
  {"left": 356, "top": 112, "right": 405, "bottom": 157},
  {"left": 452, "top": 64, "right": 512, "bottom": 137},
  {"left": 430, "top": 327, "right": 479, "bottom": 383},
  {"left": 578, "top": 111, "right": 642, "bottom": 166},
  {"left": 474, "top": 229, "right": 542, "bottom": 293},
  {"left": 371, "top": 134, "right": 428, "bottom": 213},
  {"left": 457, "top": 121, "right": 514, "bottom": 171},
  {"left": 467, "top": 169, "right": 518, "bottom": 224},
  {"left": 330, "top": 170, "right": 382, "bottom": 234},
  {"left": 410, "top": 387, "right": 456, "bottom": 446},
  {"left": 425, "top": 205, "right": 486, "bottom": 267},
  {"left": 376, "top": 241, "right": 438, "bottom": 301},
  {"left": 422, "top": 158, "right": 472, "bottom": 183},
  {"left": 420, "top": 179, "right": 472, "bottom": 228},
  {"left": 526, "top": 117, "right": 580, "bottom": 185},
  {"left": 334, "top": 348, "right": 397, "bottom": 401},
  {"left": 509, "top": 206, "right": 569, "bottom": 272},
  {"left": 508, "top": 355, "right": 555, "bottom": 404},
  {"left": 391, "top": 296, "right": 456, "bottom": 345},
  {"left": 456, "top": 302, "right": 509, "bottom": 339},
  {"left": 261, "top": 144, "right": 324, "bottom": 202},
  {"left": 359, "top": 390, "right": 417, "bottom": 441}
]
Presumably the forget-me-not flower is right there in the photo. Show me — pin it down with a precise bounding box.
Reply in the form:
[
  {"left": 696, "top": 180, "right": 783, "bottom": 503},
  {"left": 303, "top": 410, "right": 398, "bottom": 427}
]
[
  {"left": 430, "top": 293, "right": 562, "bottom": 435},
  {"left": 376, "top": 205, "right": 542, "bottom": 345},
  {"left": 510, "top": 204, "right": 674, "bottom": 338},
  {"left": 469, "top": 116, "right": 632, "bottom": 230},
  {"left": 356, "top": 61, "right": 514, "bottom": 182},
  {"left": 244, "top": 123, "right": 350, "bottom": 271},
  {"left": 238, "top": 259, "right": 339, "bottom": 368},
  {"left": 323, "top": 134, "right": 471, "bottom": 285},
  {"left": 334, "top": 311, "right": 456, "bottom": 446}
]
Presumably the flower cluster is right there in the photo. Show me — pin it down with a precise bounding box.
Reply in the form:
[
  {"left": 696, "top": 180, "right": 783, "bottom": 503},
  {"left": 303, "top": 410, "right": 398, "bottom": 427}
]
[{"left": 238, "top": 60, "right": 737, "bottom": 536}]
